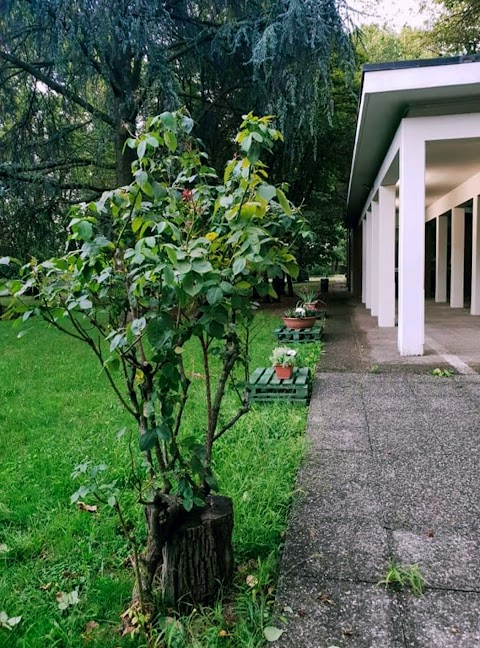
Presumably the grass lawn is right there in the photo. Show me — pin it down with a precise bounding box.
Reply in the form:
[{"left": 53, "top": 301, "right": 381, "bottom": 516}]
[{"left": 0, "top": 311, "right": 321, "bottom": 647}]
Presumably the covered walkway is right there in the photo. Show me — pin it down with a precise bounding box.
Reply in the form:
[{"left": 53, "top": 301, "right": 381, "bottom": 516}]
[
  {"left": 276, "top": 292, "right": 480, "bottom": 647},
  {"left": 347, "top": 55, "right": 480, "bottom": 357}
]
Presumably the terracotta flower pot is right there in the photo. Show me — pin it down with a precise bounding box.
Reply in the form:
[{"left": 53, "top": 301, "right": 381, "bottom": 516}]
[
  {"left": 274, "top": 365, "right": 294, "bottom": 380},
  {"left": 282, "top": 316, "right": 317, "bottom": 330}
]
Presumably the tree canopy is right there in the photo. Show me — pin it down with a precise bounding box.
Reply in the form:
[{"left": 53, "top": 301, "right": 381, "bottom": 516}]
[
  {"left": 424, "top": 0, "right": 480, "bottom": 54},
  {"left": 0, "top": 0, "right": 356, "bottom": 265}
]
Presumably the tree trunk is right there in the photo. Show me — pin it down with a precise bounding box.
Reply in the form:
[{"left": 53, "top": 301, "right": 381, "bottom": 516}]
[
  {"left": 114, "top": 124, "right": 136, "bottom": 186},
  {"left": 142, "top": 495, "right": 234, "bottom": 613}
]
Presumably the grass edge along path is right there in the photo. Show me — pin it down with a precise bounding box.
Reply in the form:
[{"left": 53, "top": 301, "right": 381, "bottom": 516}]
[{"left": 0, "top": 311, "right": 322, "bottom": 648}]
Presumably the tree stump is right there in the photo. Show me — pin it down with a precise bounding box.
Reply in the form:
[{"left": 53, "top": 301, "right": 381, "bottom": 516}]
[{"left": 155, "top": 495, "right": 234, "bottom": 611}]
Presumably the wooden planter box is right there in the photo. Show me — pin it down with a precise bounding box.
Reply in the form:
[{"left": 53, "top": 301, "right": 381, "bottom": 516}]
[
  {"left": 274, "top": 323, "right": 324, "bottom": 343},
  {"left": 248, "top": 367, "right": 312, "bottom": 404}
]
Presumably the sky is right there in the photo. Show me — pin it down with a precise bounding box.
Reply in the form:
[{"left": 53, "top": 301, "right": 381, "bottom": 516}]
[{"left": 347, "top": 0, "right": 436, "bottom": 32}]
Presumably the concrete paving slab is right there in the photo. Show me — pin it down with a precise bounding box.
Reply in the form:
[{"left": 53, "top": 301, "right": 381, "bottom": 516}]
[
  {"left": 392, "top": 529, "right": 480, "bottom": 590},
  {"left": 282, "top": 515, "right": 388, "bottom": 582},
  {"left": 306, "top": 421, "right": 371, "bottom": 452},
  {"left": 276, "top": 579, "right": 405, "bottom": 648},
  {"left": 296, "top": 451, "right": 381, "bottom": 516},
  {"left": 277, "top": 291, "right": 480, "bottom": 647},
  {"left": 400, "top": 590, "right": 480, "bottom": 647}
]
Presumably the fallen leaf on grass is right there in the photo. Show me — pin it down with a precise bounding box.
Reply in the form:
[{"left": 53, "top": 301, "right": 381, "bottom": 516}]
[
  {"left": 264, "top": 626, "right": 284, "bottom": 642},
  {"left": 85, "top": 620, "right": 99, "bottom": 635},
  {"left": 77, "top": 501, "right": 98, "bottom": 513},
  {"left": 0, "top": 544, "right": 8, "bottom": 554},
  {"left": 246, "top": 574, "right": 258, "bottom": 587},
  {"left": 40, "top": 582, "right": 52, "bottom": 591},
  {"left": 56, "top": 590, "right": 80, "bottom": 610},
  {"left": 0, "top": 611, "right": 22, "bottom": 630}
]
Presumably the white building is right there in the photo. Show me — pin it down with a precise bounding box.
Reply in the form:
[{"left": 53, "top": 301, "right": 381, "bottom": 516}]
[{"left": 347, "top": 55, "right": 480, "bottom": 356}]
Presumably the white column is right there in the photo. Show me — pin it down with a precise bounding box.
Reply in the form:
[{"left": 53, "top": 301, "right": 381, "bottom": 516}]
[
  {"left": 398, "top": 123, "right": 425, "bottom": 356},
  {"left": 435, "top": 215, "right": 448, "bottom": 303},
  {"left": 365, "top": 211, "right": 372, "bottom": 310},
  {"left": 471, "top": 196, "right": 480, "bottom": 315},
  {"left": 371, "top": 200, "right": 380, "bottom": 317},
  {"left": 361, "top": 218, "right": 367, "bottom": 304},
  {"left": 378, "top": 185, "right": 396, "bottom": 327},
  {"left": 450, "top": 206, "right": 465, "bottom": 308}
]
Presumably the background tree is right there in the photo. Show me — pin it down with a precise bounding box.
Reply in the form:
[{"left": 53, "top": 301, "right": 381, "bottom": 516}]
[
  {"left": 423, "top": 0, "right": 480, "bottom": 54},
  {"left": 355, "top": 24, "right": 435, "bottom": 62},
  {"left": 0, "top": 0, "right": 355, "bottom": 266}
]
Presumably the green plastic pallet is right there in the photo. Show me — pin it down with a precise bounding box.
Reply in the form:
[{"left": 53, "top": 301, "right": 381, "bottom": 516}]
[
  {"left": 274, "top": 324, "right": 324, "bottom": 343},
  {"left": 248, "top": 367, "right": 312, "bottom": 404}
]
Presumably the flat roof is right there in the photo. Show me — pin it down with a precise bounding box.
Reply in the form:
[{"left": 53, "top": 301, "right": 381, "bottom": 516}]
[{"left": 346, "top": 55, "right": 480, "bottom": 227}]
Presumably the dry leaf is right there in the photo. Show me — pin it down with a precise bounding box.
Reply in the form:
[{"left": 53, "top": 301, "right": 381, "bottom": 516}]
[
  {"left": 218, "top": 629, "right": 228, "bottom": 637},
  {"left": 40, "top": 582, "right": 52, "bottom": 591},
  {"left": 317, "top": 593, "right": 335, "bottom": 606},
  {"left": 246, "top": 574, "right": 258, "bottom": 588},
  {"left": 77, "top": 501, "right": 98, "bottom": 513},
  {"left": 85, "top": 620, "right": 99, "bottom": 635}
]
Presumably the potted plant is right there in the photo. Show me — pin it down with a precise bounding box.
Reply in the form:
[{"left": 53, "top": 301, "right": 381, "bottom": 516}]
[
  {"left": 282, "top": 303, "right": 317, "bottom": 329},
  {"left": 295, "top": 286, "right": 321, "bottom": 310},
  {"left": 270, "top": 347, "right": 297, "bottom": 379}
]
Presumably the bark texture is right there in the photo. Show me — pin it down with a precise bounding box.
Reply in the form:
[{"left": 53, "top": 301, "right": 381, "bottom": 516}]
[{"left": 144, "top": 495, "right": 234, "bottom": 611}]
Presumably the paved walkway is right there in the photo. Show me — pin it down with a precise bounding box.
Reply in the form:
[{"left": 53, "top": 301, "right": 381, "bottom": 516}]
[{"left": 277, "top": 293, "right": 480, "bottom": 647}]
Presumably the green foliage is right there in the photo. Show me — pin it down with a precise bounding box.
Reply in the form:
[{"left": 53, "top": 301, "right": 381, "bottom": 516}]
[
  {"left": 355, "top": 24, "right": 434, "bottom": 63},
  {"left": 269, "top": 347, "right": 297, "bottom": 368},
  {"left": 426, "top": 0, "right": 480, "bottom": 54},
  {"left": 0, "top": 0, "right": 355, "bottom": 263},
  {"left": 378, "top": 561, "right": 427, "bottom": 596},
  {"left": 4, "top": 109, "right": 307, "bottom": 611},
  {"left": 432, "top": 367, "right": 454, "bottom": 377},
  {"left": 284, "top": 304, "right": 317, "bottom": 318},
  {"left": 0, "top": 313, "right": 312, "bottom": 647}
]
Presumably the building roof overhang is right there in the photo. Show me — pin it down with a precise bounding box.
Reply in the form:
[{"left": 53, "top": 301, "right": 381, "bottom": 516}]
[{"left": 346, "top": 55, "right": 480, "bottom": 228}]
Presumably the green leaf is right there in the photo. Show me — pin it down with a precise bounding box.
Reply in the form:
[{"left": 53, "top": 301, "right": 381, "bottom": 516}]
[
  {"left": 164, "top": 131, "right": 177, "bottom": 152},
  {"left": 276, "top": 188, "right": 292, "bottom": 215},
  {"left": 73, "top": 220, "right": 93, "bottom": 241},
  {"left": 192, "top": 259, "right": 212, "bottom": 274},
  {"left": 163, "top": 265, "right": 174, "bottom": 286},
  {"left": 207, "top": 286, "right": 223, "bottom": 305},
  {"left": 183, "top": 273, "right": 203, "bottom": 296},
  {"left": 207, "top": 319, "right": 225, "bottom": 338},
  {"left": 131, "top": 317, "right": 146, "bottom": 336},
  {"left": 232, "top": 258, "right": 246, "bottom": 275},
  {"left": 181, "top": 115, "right": 194, "bottom": 133},
  {"left": 223, "top": 159, "right": 236, "bottom": 183},
  {"left": 160, "top": 112, "right": 177, "bottom": 131},
  {"left": 257, "top": 184, "right": 276, "bottom": 201},
  {"left": 137, "top": 139, "right": 147, "bottom": 160},
  {"left": 264, "top": 627, "right": 284, "bottom": 642},
  {"left": 132, "top": 216, "right": 143, "bottom": 233},
  {"left": 157, "top": 424, "right": 171, "bottom": 441},
  {"left": 139, "top": 429, "right": 158, "bottom": 452},
  {"left": 146, "top": 314, "right": 175, "bottom": 349},
  {"left": 109, "top": 333, "right": 126, "bottom": 352}
]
